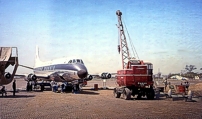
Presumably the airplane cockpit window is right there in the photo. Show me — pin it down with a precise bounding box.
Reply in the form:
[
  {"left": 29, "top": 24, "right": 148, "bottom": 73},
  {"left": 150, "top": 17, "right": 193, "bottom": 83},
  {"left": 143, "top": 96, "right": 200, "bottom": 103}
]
[
  {"left": 80, "top": 60, "right": 84, "bottom": 64},
  {"left": 73, "top": 59, "right": 76, "bottom": 63},
  {"left": 76, "top": 59, "right": 80, "bottom": 63},
  {"left": 68, "top": 59, "right": 84, "bottom": 64},
  {"left": 77, "top": 59, "right": 84, "bottom": 64},
  {"left": 68, "top": 60, "right": 72, "bottom": 63}
]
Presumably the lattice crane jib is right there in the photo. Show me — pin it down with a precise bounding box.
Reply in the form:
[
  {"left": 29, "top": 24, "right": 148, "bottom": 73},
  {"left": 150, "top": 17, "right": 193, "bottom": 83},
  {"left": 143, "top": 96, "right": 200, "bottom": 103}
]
[{"left": 116, "top": 10, "right": 130, "bottom": 69}]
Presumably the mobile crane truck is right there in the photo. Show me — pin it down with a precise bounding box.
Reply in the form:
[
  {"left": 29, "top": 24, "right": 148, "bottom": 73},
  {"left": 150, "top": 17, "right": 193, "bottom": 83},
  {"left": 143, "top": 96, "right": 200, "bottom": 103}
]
[{"left": 114, "top": 10, "right": 155, "bottom": 100}]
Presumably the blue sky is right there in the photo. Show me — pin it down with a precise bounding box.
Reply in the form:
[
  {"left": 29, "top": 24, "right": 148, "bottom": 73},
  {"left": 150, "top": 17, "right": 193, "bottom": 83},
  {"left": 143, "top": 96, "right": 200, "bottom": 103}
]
[{"left": 1, "top": 0, "right": 202, "bottom": 75}]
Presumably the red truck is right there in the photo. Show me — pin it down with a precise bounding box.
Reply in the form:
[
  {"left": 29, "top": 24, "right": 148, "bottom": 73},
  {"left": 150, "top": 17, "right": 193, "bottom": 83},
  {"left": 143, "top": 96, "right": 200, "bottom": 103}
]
[{"left": 114, "top": 59, "right": 154, "bottom": 100}]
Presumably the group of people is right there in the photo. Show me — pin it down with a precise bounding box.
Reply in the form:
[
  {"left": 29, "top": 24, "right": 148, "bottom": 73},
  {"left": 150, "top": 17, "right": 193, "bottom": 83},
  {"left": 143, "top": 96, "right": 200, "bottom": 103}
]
[
  {"left": 50, "top": 81, "right": 66, "bottom": 93},
  {"left": 26, "top": 81, "right": 34, "bottom": 91},
  {"left": 72, "top": 83, "right": 80, "bottom": 94},
  {"left": 50, "top": 80, "right": 81, "bottom": 94},
  {"left": 26, "top": 80, "right": 46, "bottom": 91},
  {"left": 1, "top": 79, "right": 16, "bottom": 96},
  {"left": 163, "top": 78, "right": 190, "bottom": 91},
  {"left": 71, "top": 80, "right": 81, "bottom": 94}
]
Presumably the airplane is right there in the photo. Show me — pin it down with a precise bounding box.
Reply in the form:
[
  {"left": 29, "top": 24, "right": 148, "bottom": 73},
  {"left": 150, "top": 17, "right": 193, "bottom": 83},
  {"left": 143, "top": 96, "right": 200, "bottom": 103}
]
[{"left": 19, "top": 46, "right": 112, "bottom": 90}]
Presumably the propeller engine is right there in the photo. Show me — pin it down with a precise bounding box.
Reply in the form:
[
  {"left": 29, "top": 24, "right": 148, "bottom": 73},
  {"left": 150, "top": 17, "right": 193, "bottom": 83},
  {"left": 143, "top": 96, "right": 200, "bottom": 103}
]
[
  {"left": 101, "top": 73, "right": 111, "bottom": 79},
  {"left": 27, "top": 74, "right": 37, "bottom": 81},
  {"left": 84, "top": 75, "right": 93, "bottom": 81},
  {"left": 4, "top": 72, "right": 11, "bottom": 79}
]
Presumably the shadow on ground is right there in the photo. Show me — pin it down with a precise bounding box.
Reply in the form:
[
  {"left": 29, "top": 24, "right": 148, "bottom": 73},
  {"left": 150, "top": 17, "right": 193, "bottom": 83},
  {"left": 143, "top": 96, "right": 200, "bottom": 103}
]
[
  {"left": 0, "top": 94, "right": 35, "bottom": 98},
  {"left": 75, "top": 90, "right": 100, "bottom": 95}
]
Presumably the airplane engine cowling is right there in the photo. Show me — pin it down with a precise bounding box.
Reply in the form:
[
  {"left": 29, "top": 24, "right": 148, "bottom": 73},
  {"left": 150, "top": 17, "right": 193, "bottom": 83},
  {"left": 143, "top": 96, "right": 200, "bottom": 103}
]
[
  {"left": 101, "top": 73, "right": 111, "bottom": 79},
  {"left": 27, "top": 74, "right": 37, "bottom": 81},
  {"left": 85, "top": 75, "right": 93, "bottom": 81},
  {"left": 4, "top": 72, "right": 11, "bottom": 79}
]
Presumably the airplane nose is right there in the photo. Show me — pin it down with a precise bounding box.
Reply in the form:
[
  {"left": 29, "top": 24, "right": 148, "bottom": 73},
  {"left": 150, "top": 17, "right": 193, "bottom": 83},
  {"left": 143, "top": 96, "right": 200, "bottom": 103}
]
[{"left": 78, "top": 70, "right": 88, "bottom": 79}]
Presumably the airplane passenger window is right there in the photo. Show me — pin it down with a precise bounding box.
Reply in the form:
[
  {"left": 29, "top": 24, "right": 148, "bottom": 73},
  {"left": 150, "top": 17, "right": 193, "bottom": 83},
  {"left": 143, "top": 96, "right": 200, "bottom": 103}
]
[{"left": 68, "top": 60, "right": 72, "bottom": 63}]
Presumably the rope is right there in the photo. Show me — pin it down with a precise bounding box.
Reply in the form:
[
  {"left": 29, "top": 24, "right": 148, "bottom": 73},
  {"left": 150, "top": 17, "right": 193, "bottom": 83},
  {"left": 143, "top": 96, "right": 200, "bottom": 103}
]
[{"left": 122, "top": 18, "right": 139, "bottom": 60}]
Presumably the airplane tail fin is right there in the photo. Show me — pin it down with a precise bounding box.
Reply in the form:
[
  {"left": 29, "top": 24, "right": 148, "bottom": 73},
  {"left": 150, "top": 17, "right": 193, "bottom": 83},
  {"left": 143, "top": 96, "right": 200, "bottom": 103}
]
[{"left": 35, "top": 45, "right": 42, "bottom": 67}]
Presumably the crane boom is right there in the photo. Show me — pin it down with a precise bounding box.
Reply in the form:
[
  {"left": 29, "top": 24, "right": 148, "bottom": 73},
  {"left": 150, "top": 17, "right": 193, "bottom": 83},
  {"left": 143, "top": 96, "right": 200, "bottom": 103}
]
[{"left": 116, "top": 10, "right": 130, "bottom": 69}]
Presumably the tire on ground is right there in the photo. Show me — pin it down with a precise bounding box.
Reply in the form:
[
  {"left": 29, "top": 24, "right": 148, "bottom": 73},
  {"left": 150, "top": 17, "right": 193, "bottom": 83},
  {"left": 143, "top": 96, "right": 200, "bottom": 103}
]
[
  {"left": 123, "top": 88, "right": 131, "bottom": 100},
  {"left": 147, "top": 88, "right": 155, "bottom": 100},
  {"left": 113, "top": 88, "right": 121, "bottom": 98}
]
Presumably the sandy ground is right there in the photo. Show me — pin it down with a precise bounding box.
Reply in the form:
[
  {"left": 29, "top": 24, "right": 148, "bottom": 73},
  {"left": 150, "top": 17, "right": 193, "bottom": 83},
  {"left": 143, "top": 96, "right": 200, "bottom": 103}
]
[{"left": 0, "top": 79, "right": 202, "bottom": 119}]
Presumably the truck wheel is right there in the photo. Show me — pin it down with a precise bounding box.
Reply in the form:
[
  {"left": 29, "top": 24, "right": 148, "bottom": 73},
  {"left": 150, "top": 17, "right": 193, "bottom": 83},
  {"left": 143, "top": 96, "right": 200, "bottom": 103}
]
[
  {"left": 147, "top": 89, "right": 155, "bottom": 100},
  {"left": 113, "top": 88, "right": 121, "bottom": 98},
  {"left": 123, "top": 88, "right": 131, "bottom": 100}
]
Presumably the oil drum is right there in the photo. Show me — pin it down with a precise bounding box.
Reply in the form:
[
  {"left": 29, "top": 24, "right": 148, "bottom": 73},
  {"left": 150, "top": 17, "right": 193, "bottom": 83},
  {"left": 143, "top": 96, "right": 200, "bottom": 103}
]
[{"left": 94, "top": 84, "right": 98, "bottom": 91}]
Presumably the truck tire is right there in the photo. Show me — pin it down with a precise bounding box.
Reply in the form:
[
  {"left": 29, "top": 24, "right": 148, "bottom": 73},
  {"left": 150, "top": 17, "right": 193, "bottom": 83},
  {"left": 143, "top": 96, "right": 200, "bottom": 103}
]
[
  {"left": 123, "top": 88, "right": 131, "bottom": 100},
  {"left": 137, "top": 94, "right": 142, "bottom": 99},
  {"left": 113, "top": 88, "right": 121, "bottom": 98},
  {"left": 147, "top": 88, "right": 155, "bottom": 100}
]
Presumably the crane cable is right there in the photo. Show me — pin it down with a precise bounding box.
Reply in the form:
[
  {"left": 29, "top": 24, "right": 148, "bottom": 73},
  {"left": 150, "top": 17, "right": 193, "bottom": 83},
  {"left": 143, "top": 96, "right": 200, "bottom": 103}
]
[{"left": 122, "top": 18, "right": 140, "bottom": 60}]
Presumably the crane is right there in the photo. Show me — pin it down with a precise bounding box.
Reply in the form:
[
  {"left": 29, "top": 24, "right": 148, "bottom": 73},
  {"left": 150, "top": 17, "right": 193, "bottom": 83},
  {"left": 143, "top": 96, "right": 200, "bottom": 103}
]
[
  {"left": 116, "top": 10, "right": 130, "bottom": 69},
  {"left": 114, "top": 10, "right": 154, "bottom": 100},
  {"left": 116, "top": 10, "right": 139, "bottom": 69}
]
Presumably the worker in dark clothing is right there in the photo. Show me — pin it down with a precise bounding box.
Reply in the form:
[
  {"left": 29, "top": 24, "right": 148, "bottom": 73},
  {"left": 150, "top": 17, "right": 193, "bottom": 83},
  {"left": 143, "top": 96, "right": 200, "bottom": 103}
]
[
  {"left": 61, "top": 83, "right": 65, "bottom": 93},
  {"left": 27, "top": 81, "right": 32, "bottom": 91},
  {"left": 1, "top": 86, "right": 7, "bottom": 96},
  {"left": 41, "top": 83, "right": 44, "bottom": 91},
  {"left": 185, "top": 81, "right": 190, "bottom": 91},
  {"left": 12, "top": 80, "right": 16, "bottom": 96},
  {"left": 76, "top": 84, "right": 80, "bottom": 92},
  {"left": 72, "top": 84, "right": 77, "bottom": 94},
  {"left": 30, "top": 81, "right": 33, "bottom": 91},
  {"left": 26, "top": 81, "right": 29, "bottom": 91},
  {"left": 40, "top": 80, "right": 44, "bottom": 91}
]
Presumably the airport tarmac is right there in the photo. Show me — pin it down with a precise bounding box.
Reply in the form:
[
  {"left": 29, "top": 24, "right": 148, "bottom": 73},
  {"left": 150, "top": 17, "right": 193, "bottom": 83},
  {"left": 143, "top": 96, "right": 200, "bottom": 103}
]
[{"left": 1, "top": 79, "right": 202, "bottom": 119}]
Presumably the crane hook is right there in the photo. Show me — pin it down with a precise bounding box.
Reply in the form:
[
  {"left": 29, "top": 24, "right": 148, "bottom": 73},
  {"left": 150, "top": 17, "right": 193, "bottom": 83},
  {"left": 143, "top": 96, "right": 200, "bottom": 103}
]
[{"left": 118, "top": 45, "right": 120, "bottom": 54}]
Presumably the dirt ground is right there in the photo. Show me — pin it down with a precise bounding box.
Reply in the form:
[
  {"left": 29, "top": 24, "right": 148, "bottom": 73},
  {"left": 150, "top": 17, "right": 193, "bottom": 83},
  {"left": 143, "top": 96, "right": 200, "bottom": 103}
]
[{"left": 0, "top": 79, "right": 202, "bottom": 119}]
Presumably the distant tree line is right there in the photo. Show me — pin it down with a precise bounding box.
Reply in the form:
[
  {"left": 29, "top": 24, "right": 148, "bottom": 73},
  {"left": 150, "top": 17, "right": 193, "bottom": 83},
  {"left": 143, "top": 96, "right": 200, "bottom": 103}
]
[{"left": 167, "top": 65, "right": 202, "bottom": 79}]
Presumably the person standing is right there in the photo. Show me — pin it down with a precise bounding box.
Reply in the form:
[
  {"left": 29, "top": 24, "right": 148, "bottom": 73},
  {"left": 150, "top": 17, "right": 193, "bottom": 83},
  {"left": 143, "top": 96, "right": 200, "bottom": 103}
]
[
  {"left": 12, "top": 80, "right": 16, "bottom": 96},
  {"left": 61, "top": 83, "right": 65, "bottom": 93},
  {"left": 41, "top": 81, "right": 44, "bottom": 92},
  {"left": 163, "top": 78, "right": 168, "bottom": 91},
  {"left": 26, "top": 81, "right": 29, "bottom": 91},
  {"left": 185, "top": 81, "right": 190, "bottom": 91},
  {"left": 50, "top": 80, "right": 55, "bottom": 92},
  {"left": 1, "top": 86, "right": 7, "bottom": 96}
]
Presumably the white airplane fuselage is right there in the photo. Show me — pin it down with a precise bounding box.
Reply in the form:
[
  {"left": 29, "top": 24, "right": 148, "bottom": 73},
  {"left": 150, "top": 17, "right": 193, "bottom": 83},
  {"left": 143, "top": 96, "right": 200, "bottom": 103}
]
[{"left": 31, "top": 46, "right": 89, "bottom": 82}]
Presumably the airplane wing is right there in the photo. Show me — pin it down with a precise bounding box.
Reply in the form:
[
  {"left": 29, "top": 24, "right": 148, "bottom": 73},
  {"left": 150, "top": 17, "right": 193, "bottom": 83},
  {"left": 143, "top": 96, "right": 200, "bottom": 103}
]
[
  {"left": 14, "top": 74, "right": 49, "bottom": 81},
  {"left": 16, "top": 64, "right": 50, "bottom": 81},
  {"left": 19, "top": 64, "right": 34, "bottom": 70}
]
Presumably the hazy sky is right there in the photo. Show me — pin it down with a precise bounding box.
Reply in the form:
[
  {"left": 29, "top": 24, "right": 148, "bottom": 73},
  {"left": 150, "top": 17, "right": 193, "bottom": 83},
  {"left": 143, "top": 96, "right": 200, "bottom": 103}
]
[{"left": 1, "top": 0, "right": 202, "bottom": 75}]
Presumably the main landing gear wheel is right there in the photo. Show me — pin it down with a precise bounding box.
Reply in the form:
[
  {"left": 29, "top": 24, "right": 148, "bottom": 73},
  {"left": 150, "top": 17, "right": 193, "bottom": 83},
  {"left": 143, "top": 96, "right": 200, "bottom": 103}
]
[
  {"left": 137, "top": 95, "right": 142, "bottom": 99},
  {"left": 113, "top": 88, "right": 121, "bottom": 98},
  {"left": 123, "top": 88, "right": 131, "bottom": 100}
]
